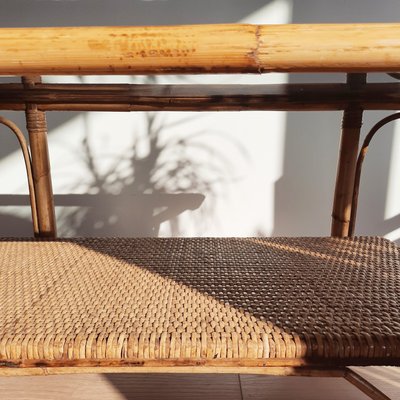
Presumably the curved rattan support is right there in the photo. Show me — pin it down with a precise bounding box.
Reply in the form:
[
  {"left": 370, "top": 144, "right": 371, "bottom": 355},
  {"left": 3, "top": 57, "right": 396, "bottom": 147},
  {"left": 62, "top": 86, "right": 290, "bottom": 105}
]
[
  {"left": 349, "top": 112, "right": 400, "bottom": 236},
  {"left": 0, "top": 116, "right": 39, "bottom": 236}
]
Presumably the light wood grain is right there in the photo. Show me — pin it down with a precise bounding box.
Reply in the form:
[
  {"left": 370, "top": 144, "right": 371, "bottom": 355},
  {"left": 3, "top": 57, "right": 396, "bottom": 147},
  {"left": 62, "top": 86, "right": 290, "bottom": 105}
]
[
  {"left": 0, "top": 24, "right": 399, "bottom": 75},
  {"left": 257, "top": 24, "right": 400, "bottom": 73}
]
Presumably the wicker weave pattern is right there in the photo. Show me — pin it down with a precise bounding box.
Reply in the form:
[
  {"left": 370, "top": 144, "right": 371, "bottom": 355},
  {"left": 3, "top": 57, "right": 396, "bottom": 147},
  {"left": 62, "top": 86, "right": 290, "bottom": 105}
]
[{"left": 0, "top": 237, "right": 399, "bottom": 363}]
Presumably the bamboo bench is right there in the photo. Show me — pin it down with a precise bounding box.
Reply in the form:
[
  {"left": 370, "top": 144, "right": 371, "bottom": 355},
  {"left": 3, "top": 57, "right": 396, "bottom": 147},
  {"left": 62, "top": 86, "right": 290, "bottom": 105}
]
[{"left": 1, "top": 24, "right": 400, "bottom": 399}]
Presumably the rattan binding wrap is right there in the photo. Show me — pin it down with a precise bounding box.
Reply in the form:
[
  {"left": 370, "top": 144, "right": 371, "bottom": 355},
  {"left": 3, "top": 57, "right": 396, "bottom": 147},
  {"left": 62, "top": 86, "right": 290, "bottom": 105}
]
[{"left": 1, "top": 237, "right": 399, "bottom": 367}]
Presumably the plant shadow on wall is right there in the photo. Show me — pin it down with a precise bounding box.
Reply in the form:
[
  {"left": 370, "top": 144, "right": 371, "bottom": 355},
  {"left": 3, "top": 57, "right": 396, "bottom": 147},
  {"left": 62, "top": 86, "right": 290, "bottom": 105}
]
[{"left": 57, "top": 77, "right": 248, "bottom": 237}]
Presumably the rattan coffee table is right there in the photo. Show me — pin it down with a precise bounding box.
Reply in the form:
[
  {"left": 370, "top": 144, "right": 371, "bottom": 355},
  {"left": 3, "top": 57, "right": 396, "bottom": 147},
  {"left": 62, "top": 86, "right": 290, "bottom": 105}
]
[{"left": 0, "top": 24, "right": 400, "bottom": 400}]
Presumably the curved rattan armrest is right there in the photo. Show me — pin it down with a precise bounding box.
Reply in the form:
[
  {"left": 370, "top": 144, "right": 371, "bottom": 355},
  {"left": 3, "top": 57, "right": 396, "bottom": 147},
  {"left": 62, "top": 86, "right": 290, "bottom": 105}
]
[{"left": 0, "top": 116, "right": 39, "bottom": 235}]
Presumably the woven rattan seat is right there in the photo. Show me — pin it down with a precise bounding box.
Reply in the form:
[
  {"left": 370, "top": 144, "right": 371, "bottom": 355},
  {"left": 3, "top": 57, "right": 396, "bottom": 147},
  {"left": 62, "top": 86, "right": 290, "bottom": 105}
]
[{"left": 1, "top": 236, "right": 399, "bottom": 367}]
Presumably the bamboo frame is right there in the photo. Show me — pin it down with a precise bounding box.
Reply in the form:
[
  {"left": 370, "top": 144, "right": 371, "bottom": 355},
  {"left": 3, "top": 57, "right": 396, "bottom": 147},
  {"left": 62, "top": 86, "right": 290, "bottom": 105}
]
[
  {"left": 4, "top": 78, "right": 400, "bottom": 239},
  {"left": 0, "top": 24, "right": 400, "bottom": 75}
]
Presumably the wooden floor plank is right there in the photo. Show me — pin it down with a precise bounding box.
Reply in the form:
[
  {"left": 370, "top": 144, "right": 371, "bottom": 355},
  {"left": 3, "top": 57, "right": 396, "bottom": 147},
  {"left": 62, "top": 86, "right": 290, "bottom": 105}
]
[
  {"left": 240, "top": 375, "right": 371, "bottom": 400},
  {"left": 0, "top": 368, "right": 398, "bottom": 400},
  {"left": 240, "top": 368, "right": 400, "bottom": 400},
  {"left": 0, "top": 373, "right": 242, "bottom": 400},
  {"left": 105, "top": 374, "right": 243, "bottom": 400},
  {"left": 350, "top": 367, "right": 400, "bottom": 400}
]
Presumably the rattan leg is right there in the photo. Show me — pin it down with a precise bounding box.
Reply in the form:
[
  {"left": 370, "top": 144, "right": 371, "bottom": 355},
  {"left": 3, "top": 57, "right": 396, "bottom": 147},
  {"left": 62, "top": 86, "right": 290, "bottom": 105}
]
[
  {"left": 344, "top": 368, "right": 391, "bottom": 400},
  {"left": 22, "top": 75, "right": 56, "bottom": 238},
  {"left": 331, "top": 73, "right": 366, "bottom": 237}
]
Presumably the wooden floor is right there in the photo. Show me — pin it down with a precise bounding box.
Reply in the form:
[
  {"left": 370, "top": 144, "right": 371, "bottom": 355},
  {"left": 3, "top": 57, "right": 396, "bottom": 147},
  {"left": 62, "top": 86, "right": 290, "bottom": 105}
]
[{"left": 0, "top": 367, "right": 399, "bottom": 399}]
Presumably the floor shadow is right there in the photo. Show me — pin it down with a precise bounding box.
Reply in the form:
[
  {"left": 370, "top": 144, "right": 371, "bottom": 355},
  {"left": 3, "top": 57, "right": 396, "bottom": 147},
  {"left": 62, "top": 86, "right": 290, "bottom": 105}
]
[{"left": 104, "top": 373, "right": 241, "bottom": 400}]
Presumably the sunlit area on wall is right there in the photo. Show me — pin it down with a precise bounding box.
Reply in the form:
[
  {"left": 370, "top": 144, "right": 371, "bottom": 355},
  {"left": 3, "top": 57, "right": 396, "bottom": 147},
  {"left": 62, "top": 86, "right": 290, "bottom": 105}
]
[{"left": 0, "top": 0, "right": 292, "bottom": 238}]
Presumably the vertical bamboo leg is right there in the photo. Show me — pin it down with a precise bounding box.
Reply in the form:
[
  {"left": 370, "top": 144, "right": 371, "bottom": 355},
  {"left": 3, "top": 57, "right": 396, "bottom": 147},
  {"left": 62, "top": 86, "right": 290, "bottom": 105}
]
[
  {"left": 331, "top": 74, "right": 366, "bottom": 237},
  {"left": 344, "top": 369, "right": 391, "bottom": 400},
  {"left": 23, "top": 76, "right": 56, "bottom": 238}
]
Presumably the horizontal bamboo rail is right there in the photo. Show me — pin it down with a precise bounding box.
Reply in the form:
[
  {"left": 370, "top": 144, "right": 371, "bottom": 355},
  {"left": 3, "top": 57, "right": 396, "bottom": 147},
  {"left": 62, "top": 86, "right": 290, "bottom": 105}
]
[
  {"left": 1, "top": 82, "right": 400, "bottom": 112},
  {"left": 0, "top": 24, "right": 400, "bottom": 75}
]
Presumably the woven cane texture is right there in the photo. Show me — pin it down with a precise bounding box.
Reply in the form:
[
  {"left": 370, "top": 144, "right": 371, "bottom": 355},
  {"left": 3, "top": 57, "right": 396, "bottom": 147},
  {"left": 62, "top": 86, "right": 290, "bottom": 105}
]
[{"left": 1, "top": 236, "right": 400, "bottom": 364}]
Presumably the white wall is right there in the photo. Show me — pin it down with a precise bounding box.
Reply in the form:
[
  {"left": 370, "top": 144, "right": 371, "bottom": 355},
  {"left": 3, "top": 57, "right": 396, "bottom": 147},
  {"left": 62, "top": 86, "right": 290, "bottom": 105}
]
[{"left": 0, "top": 0, "right": 399, "bottom": 242}]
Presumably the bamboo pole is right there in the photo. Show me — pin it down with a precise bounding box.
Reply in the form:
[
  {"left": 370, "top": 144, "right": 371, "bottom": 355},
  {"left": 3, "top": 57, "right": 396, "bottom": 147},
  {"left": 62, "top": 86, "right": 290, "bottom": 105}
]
[
  {"left": 0, "top": 24, "right": 399, "bottom": 75},
  {"left": 23, "top": 76, "right": 56, "bottom": 238},
  {"left": 1, "top": 82, "right": 400, "bottom": 112},
  {"left": 331, "top": 74, "right": 365, "bottom": 237}
]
